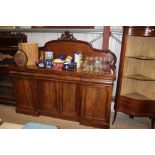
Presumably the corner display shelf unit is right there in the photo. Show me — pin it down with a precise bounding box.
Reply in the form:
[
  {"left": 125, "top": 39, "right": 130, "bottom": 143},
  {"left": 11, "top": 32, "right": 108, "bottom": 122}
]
[{"left": 113, "top": 26, "right": 155, "bottom": 128}]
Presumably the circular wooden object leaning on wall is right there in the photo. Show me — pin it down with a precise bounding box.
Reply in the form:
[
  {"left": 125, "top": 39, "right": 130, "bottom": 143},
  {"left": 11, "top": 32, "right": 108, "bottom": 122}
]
[{"left": 14, "top": 50, "right": 28, "bottom": 67}]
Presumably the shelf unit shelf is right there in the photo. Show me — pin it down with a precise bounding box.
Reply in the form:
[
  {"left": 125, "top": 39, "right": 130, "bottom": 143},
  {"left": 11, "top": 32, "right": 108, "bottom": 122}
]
[
  {"left": 126, "top": 56, "right": 155, "bottom": 60},
  {"left": 124, "top": 74, "right": 155, "bottom": 81},
  {"left": 122, "top": 92, "right": 152, "bottom": 101},
  {"left": 0, "top": 76, "right": 13, "bottom": 86},
  {"left": 0, "top": 46, "right": 18, "bottom": 51},
  {"left": 0, "top": 79, "right": 13, "bottom": 87},
  {"left": 0, "top": 73, "right": 15, "bottom": 105},
  {"left": 0, "top": 92, "right": 15, "bottom": 100}
]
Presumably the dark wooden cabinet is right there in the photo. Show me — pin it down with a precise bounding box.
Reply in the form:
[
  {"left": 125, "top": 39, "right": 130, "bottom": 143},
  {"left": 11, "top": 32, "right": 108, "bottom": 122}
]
[
  {"left": 10, "top": 65, "right": 115, "bottom": 128},
  {"left": 10, "top": 31, "right": 116, "bottom": 128},
  {"left": 113, "top": 26, "right": 155, "bottom": 128},
  {"left": 0, "top": 32, "right": 27, "bottom": 105}
]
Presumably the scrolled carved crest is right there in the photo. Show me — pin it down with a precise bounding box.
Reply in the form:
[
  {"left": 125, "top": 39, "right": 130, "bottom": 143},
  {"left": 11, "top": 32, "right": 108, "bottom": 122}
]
[{"left": 58, "top": 31, "right": 76, "bottom": 40}]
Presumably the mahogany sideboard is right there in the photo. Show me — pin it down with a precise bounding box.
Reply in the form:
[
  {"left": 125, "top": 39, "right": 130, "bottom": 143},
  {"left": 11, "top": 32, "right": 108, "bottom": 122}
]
[{"left": 10, "top": 31, "right": 116, "bottom": 128}]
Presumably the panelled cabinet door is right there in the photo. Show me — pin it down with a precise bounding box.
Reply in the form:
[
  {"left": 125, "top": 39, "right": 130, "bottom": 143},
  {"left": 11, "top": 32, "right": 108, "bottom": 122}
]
[
  {"left": 12, "top": 77, "right": 39, "bottom": 116},
  {"left": 39, "top": 80, "right": 59, "bottom": 116},
  {"left": 58, "top": 82, "right": 81, "bottom": 121},
  {"left": 80, "top": 84, "right": 112, "bottom": 128}
]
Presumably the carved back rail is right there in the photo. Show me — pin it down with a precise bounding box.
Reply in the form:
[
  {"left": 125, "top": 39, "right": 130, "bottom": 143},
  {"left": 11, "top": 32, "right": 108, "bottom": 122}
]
[{"left": 39, "top": 31, "right": 116, "bottom": 68}]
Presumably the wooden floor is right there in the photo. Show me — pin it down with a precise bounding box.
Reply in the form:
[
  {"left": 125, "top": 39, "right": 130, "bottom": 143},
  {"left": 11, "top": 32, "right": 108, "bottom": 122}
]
[{"left": 0, "top": 104, "right": 152, "bottom": 129}]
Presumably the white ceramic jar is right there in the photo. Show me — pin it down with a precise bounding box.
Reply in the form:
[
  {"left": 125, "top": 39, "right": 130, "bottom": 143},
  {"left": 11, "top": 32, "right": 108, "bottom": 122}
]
[{"left": 45, "top": 50, "right": 53, "bottom": 60}]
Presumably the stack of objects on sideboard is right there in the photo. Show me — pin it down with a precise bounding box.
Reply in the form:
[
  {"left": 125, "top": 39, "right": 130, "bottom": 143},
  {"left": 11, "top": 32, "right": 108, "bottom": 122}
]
[
  {"left": 0, "top": 32, "right": 27, "bottom": 105},
  {"left": 9, "top": 31, "right": 116, "bottom": 128}
]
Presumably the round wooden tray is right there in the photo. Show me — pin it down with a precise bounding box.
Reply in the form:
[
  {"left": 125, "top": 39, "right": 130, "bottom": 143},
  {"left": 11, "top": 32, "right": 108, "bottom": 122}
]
[{"left": 14, "top": 50, "right": 28, "bottom": 67}]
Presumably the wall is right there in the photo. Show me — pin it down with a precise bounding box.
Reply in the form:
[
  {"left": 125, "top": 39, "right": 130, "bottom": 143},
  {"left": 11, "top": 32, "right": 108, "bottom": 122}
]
[
  {"left": 24, "top": 26, "right": 123, "bottom": 97},
  {"left": 109, "top": 26, "right": 122, "bottom": 97}
]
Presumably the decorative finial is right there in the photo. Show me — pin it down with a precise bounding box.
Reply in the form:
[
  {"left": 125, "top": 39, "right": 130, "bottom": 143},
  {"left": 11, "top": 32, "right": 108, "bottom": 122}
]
[{"left": 58, "top": 31, "right": 76, "bottom": 40}]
